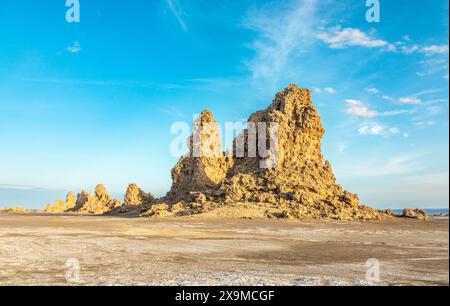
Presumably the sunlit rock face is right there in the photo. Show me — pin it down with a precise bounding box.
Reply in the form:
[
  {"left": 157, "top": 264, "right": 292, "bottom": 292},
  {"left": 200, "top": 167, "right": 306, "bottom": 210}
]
[{"left": 153, "top": 84, "right": 383, "bottom": 221}]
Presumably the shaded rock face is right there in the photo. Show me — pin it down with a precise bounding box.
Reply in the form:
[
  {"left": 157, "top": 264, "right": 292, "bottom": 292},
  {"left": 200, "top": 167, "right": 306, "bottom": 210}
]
[
  {"left": 165, "top": 110, "right": 232, "bottom": 203},
  {"left": 155, "top": 84, "right": 383, "bottom": 220},
  {"left": 385, "top": 209, "right": 394, "bottom": 216},
  {"left": 75, "top": 190, "right": 90, "bottom": 210},
  {"left": 45, "top": 192, "right": 76, "bottom": 213},
  {"left": 402, "top": 208, "right": 429, "bottom": 221}
]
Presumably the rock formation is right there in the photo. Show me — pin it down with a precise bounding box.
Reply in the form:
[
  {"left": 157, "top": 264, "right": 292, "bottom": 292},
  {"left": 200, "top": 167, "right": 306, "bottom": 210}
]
[
  {"left": 116, "top": 183, "right": 156, "bottom": 213},
  {"left": 44, "top": 184, "right": 157, "bottom": 215},
  {"left": 401, "top": 208, "right": 429, "bottom": 221},
  {"left": 385, "top": 209, "right": 394, "bottom": 216},
  {"left": 45, "top": 192, "right": 76, "bottom": 213},
  {"left": 165, "top": 110, "right": 232, "bottom": 203},
  {"left": 124, "top": 183, "right": 155, "bottom": 206},
  {"left": 77, "top": 184, "right": 121, "bottom": 214},
  {"left": 144, "top": 84, "right": 383, "bottom": 220}
]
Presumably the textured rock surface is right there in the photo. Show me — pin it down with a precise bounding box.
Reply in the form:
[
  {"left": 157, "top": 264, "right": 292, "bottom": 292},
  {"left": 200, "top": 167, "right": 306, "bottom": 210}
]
[
  {"left": 124, "top": 183, "right": 155, "bottom": 207},
  {"left": 402, "top": 208, "right": 429, "bottom": 221},
  {"left": 77, "top": 184, "right": 122, "bottom": 214},
  {"left": 45, "top": 192, "right": 76, "bottom": 213},
  {"left": 145, "top": 84, "right": 384, "bottom": 220},
  {"left": 117, "top": 183, "right": 156, "bottom": 213},
  {"left": 165, "top": 110, "right": 232, "bottom": 203}
]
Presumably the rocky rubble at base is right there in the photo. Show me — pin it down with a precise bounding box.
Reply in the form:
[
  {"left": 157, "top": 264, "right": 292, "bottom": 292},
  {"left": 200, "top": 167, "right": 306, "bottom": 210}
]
[
  {"left": 401, "top": 208, "right": 429, "bottom": 221},
  {"left": 142, "top": 84, "right": 387, "bottom": 221}
]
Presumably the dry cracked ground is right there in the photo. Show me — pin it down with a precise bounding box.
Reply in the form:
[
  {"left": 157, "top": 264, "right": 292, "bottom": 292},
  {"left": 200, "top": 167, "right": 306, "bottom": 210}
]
[{"left": 0, "top": 214, "right": 448, "bottom": 286}]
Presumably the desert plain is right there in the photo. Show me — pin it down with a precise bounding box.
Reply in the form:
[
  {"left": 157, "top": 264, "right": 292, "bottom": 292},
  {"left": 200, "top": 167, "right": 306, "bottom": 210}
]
[{"left": 0, "top": 213, "right": 448, "bottom": 286}]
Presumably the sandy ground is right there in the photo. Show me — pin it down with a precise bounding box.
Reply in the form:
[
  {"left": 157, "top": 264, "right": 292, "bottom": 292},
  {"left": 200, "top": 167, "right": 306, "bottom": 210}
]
[{"left": 0, "top": 214, "right": 448, "bottom": 286}]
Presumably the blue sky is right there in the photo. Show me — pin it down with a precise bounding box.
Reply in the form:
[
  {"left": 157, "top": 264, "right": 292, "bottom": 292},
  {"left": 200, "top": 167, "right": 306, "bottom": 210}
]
[{"left": 0, "top": 0, "right": 448, "bottom": 209}]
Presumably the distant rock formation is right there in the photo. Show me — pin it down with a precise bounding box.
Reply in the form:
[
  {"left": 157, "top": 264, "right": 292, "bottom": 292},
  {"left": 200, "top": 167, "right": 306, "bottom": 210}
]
[
  {"left": 77, "top": 184, "right": 121, "bottom": 214},
  {"left": 144, "top": 84, "right": 383, "bottom": 220},
  {"left": 0, "top": 207, "right": 29, "bottom": 214},
  {"left": 401, "top": 208, "right": 429, "bottom": 221},
  {"left": 45, "top": 192, "right": 76, "bottom": 213},
  {"left": 45, "top": 184, "right": 154, "bottom": 215}
]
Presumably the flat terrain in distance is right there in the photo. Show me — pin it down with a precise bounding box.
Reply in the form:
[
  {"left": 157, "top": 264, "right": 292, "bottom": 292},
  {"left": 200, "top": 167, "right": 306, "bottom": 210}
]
[{"left": 0, "top": 214, "right": 448, "bottom": 286}]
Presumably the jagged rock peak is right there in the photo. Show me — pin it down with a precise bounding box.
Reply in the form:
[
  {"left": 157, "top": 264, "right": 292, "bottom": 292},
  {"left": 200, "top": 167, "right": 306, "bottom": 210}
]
[
  {"left": 165, "top": 110, "right": 232, "bottom": 203},
  {"left": 124, "top": 183, "right": 155, "bottom": 207}
]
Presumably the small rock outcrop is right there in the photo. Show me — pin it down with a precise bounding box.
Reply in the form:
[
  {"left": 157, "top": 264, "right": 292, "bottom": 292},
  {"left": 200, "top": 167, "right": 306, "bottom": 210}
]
[
  {"left": 45, "top": 192, "right": 76, "bottom": 213},
  {"left": 401, "top": 208, "right": 429, "bottom": 221},
  {"left": 124, "top": 183, "right": 155, "bottom": 207},
  {"left": 384, "top": 209, "right": 394, "bottom": 216},
  {"left": 143, "top": 84, "right": 383, "bottom": 220}
]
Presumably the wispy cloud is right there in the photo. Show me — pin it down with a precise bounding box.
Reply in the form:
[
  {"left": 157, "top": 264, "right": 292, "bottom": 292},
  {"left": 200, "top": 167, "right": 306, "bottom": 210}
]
[
  {"left": 314, "top": 87, "right": 336, "bottom": 94},
  {"left": 66, "top": 41, "right": 81, "bottom": 53},
  {"left": 358, "top": 123, "right": 406, "bottom": 137},
  {"left": 366, "top": 87, "right": 379, "bottom": 94},
  {"left": 398, "top": 96, "right": 422, "bottom": 105},
  {"left": 345, "top": 99, "right": 377, "bottom": 118},
  {"left": 383, "top": 88, "right": 444, "bottom": 105},
  {"left": 421, "top": 44, "right": 449, "bottom": 55},
  {"left": 345, "top": 98, "right": 412, "bottom": 118},
  {"left": 243, "top": 0, "right": 318, "bottom": 88},
  {"left": 165, "top": 0, "right": 188, "bottom": 31},
  {"left": 339, "top": 153, "right": 428, "bottom": 178},
  {"left": 316, "top": 26, "right": 391, "bottom": 49}
]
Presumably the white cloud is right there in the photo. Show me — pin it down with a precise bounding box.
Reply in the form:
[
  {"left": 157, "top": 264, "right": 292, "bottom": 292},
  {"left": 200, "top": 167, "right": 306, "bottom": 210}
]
[
  {"left": 165, "top": 0, "right": 188, "bottom": 31},
  {"left": 324, "top": 87, "right": 336, "bottom": 94},
  {"left": 398, "top": 96, "right": 422, "bottom": 105},
  {"left": 358, "top": 124, "right": 384, "bottom": 135},
  {"left": 380, "top": 109, "right": 413, "bottom": 116},
  {"left": 382, "top": 89, "right": 444, "bottom": 105},
  {"left": 314, "top": 87, "right": 336, "bottom": 94},
  {"left": 382, "top": 95, "right": 396, "bottom": 103},
  {"left": 66, "top": 41, "right": 81, "bottom": 53},
  {"left": 421, "top": 45, "right": 449, "bottom": 55},
  {"left": 358, "top": 124, "right": 406, "bottom": 137},
  {"left": 366, "top": 87, "right": 379, "bottom": 94},
  {"left": 414, "top": 121, "right": 435, "bottom": 127},
  {"left": 400, "top": 44, "right": 420, "bottom": 54},
  {"left": 316, "top": 27, "right": 389, "bottom": 49},
  {"left": 344, "top": 99, "right": 377, "bottom": 118}
]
